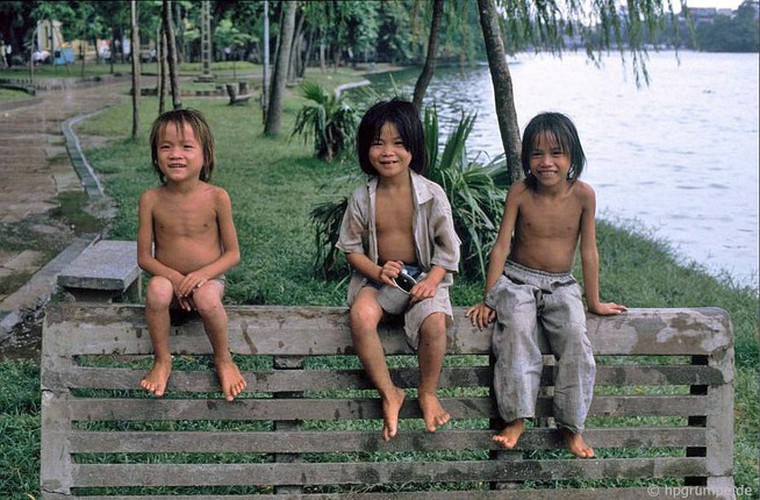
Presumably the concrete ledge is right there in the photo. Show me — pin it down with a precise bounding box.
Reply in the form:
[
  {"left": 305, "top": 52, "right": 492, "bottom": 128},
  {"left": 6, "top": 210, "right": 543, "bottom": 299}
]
[
  {"left": 57, "top": 240, "right": 139, "bottom": 302},
  {"left": 0, "top": 237, "right": 95, "bottom": 342}
]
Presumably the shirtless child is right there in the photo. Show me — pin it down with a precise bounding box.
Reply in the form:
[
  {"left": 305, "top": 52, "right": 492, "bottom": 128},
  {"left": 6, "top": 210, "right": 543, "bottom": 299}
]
[
  {"left": 137, "top": 108, "right": 246, "bottom": 401},
  {"left": 466, "top": 112, "right": 626, "bottom": 458},
  {"left": 337, "top": 99, "right": 461, "bottom": 441}
]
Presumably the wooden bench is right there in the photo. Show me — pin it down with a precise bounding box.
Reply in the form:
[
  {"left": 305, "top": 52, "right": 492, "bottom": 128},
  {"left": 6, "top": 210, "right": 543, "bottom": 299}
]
[
  {"left": 56, "top": 240, "right": 141, "bottom": 303},
  {"left": 225, "top": 82, "right": 253, "bottom": 105},
  {"left": 40, "top": 304, "right": 736, "bottom": 498}
]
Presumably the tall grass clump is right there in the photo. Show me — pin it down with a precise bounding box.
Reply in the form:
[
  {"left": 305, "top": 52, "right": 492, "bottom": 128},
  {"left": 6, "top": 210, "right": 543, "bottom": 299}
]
[{"left": 291, "top": 81, "right": 358, "bottom": 162}]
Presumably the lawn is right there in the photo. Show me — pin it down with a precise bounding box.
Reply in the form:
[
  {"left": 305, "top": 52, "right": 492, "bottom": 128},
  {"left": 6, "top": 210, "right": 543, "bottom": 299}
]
[{"left": 0, "top": 63, "right": 757, "bottom": 497}]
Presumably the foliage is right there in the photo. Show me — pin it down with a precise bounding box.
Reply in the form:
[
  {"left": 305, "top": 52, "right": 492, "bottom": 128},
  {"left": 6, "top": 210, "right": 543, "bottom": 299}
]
[
  {"left": 695, "top": 3, "right": 760, "bottom": 53},
  {"left": 423, "top": 106, "right": 506, "bottom": 279},
  {"left": 291, "top": 81, "right": 358, "bottom": 162},
  {"left": 309, "top": 195, "right": 350, "bottom": 279}
]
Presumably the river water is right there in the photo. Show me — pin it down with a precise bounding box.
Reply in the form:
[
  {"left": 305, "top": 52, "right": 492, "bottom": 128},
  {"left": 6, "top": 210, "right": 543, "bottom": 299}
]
[{"left": 365, "top": 51, "right": 759, "bottom": 288}]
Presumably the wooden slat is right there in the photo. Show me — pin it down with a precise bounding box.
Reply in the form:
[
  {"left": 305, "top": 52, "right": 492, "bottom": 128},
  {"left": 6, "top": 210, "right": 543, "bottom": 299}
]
[
  {"left": 53, "top": 364, "right": 725, "bottom": 392},
  {"left": 43, "top": 304, "right": 732, "bottom": 357},
  {"left": 66, "top": 395, "right": 708, "bottom": 422},
  {"left": 70, "top": 457, "right": 708, "bottom": 487},
  {"left": 51, "top": 489, "right": 728, "bottom": 500},
  {"left": 69, "top": 427, "right": 706, "bottom": 454}
]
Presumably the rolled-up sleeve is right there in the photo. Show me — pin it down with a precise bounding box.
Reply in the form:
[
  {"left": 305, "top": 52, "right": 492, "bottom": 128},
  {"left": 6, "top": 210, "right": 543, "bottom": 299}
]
[
  {"left": 337, "top": 188, "right": 367, "bottom": 255},
  {"left": 428, "top": 185, "right": 461, "bottom": 273}
]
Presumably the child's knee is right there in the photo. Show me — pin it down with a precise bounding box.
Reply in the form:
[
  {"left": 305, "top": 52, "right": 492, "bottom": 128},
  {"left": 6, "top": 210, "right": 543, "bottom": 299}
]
[
  {"left": 349, "top": 297, "right": 382, "bottom": 327},
  {"left": 145, "top": 277, "right": 173, "bottom": 307},
  {"left": 192, "top": 288, "right": 224, "bottom": 315},
  {"left": 419, "top": 312, "right": 446, "bottom": 337}
]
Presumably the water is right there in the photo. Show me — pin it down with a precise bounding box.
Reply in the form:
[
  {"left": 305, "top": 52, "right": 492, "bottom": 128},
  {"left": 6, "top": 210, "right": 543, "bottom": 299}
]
[{"left": 364, "top": 51, "right": 759, "bottom": 288}]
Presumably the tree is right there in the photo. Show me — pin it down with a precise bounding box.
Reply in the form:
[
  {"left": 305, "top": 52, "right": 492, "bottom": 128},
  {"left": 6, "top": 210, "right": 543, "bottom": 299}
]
[
  {"left": 412, "top": 0, "right": 444, "bottom": 110},
  {"left": 264, "top": 0, "right": 297, "bottom": 136},
  {"left": 130, "top": 0, "right": 140, "bottom": 138},
  {"left": 162, "top": 0, "right": 182, "bottom": 110},
  {"left": 477, "top": 0, "right": 522, "bottom": 185}
]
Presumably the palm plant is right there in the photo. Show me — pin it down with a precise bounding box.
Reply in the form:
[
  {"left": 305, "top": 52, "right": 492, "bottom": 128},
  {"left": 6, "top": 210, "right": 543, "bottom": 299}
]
[
  {"left": 291, "top": 81, "right": 358, "bottom": 162},
  {"left": 423, "top": 105, "right": 507, "bottom": 279},
  {"left": 309, "top": 105, "right": 507, "bottom": 280}
]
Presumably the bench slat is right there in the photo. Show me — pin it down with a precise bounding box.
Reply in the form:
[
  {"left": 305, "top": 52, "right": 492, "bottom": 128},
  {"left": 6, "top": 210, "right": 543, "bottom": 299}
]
[
  {"left": 69, "top": 427, "right": 706, "bottom": 453},
  {"left": 43, "top": 305, "right": 732, "bottom": 357},
  {"left": 69, "top": 457, "right": 708, "bottom": 487},
  {"left": 48, "top": 364, "right": 726, "bottom": 392},
  {"left": 65, "top": 394, "right": 708, "bottom": 421}
]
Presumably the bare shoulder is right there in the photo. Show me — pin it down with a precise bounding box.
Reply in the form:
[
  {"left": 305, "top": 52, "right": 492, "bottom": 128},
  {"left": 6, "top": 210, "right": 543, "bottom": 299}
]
[
  {"left": 506, "top": 179, "right": 530, "bottom": 203},
  {"left": 139, "top": 187, "right": 162, "bottom": 207},
  {"left": 572, "top": 180, "right": 596, "bottom": 203},
  {"left": 207, "top": 184, "right": 232, "bottom": 208}
]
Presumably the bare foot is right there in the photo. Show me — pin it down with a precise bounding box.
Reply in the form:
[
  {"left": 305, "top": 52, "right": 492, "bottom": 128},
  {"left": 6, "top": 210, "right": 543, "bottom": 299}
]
[
  {"left": 561, "top": 428, "right": 595, "bottom": 458},
  {"left": 381, "top": 386, "right": 406, "bottom": 442},
  {"left": 215, "top": 358, "right": 247, "bottom": 401},
  {"left": 140, "top": 357, "right": 172, "bottom": 397},
  {"left": 419, "top": 391, "right": 450, "bottom": 432},
  {"left": 492, "top": 419, "right": 525, "bottom": 449}
]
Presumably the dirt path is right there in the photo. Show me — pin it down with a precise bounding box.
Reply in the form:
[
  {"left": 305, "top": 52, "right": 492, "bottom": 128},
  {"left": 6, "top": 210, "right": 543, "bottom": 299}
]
[{"left": 0, "top": 76, "right": 130, "bottom": 358}]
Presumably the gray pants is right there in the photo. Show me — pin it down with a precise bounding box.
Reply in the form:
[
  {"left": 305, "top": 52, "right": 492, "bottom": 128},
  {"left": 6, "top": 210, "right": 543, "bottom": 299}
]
[{"left": 485, "top": 261, "right": 595, "bottom": 433}]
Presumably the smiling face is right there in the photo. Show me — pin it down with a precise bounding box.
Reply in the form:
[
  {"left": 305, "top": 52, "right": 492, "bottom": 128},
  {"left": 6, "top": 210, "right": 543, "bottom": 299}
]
[
  {"left": 368, "top": 122, "right": 413, "bottom": 180},
  {"left": 528, "top": 131, "right": 572, "bottom": 189},
  {"left": 155, "top": 122, "right": 205, "bottom": 185}
]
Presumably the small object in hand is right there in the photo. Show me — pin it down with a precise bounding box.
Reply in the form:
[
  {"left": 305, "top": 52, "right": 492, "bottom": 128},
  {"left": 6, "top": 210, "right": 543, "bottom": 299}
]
[{"left": 394, "top": 271, "right": 417, "bottom": 293}]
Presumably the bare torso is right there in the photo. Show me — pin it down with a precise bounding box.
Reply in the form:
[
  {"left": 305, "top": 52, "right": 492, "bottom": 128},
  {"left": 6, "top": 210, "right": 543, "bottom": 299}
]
[
  {"left": 375, "top": 181, "right": 417, "bottom": 264},
  {"left": 510, "top": 181, "right": 589, "bottom": 273},
  {"left": 147, "top": 183, "right": 224, "bottom": 274}
]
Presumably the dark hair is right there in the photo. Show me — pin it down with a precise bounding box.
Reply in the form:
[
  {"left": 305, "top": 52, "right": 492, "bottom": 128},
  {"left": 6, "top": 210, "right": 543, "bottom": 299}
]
[
  {"left": 521, "top": 112, "right": 585, "bottom": 190},
  {"left": 149, "top": 108, "right": 216, "bottom": 184},
  {"left": 356, "top": 98, "right": 427, "bottom": 175}
]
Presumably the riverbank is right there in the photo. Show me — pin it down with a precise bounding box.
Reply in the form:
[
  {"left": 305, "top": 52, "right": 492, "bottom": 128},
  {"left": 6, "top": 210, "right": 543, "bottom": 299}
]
[{"left": 0, "top": 64, "right": 757, "bottom": 497}]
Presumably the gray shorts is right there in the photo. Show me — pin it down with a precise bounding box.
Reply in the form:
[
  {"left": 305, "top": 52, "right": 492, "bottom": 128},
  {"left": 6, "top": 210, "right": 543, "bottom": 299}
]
[
  {"left": 486, "top": 260, "right": 595, "bottom": 433},
  {"left": 362, "top": 263, "right": 452, "bottom": 350}
]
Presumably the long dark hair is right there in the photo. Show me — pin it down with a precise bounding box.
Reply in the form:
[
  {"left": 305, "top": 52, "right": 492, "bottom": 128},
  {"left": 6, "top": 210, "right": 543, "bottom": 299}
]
[
  {"left": 521, "top": 112, "right": 585, "bottom": 190},
  {"left": 356, "top": 98, "right": 427, "bottom": 175},
  {"left": 149, "top": 108, "right": 216, "bottom": 184}
]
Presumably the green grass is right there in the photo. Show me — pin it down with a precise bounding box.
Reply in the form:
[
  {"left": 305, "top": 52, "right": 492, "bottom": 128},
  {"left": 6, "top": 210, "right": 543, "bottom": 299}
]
[
  {"left": 0, "top": 64, "right": 757, "bottom": 498},
  {"left": 0, "top": 87, "right": 32, "bottom": 104}
]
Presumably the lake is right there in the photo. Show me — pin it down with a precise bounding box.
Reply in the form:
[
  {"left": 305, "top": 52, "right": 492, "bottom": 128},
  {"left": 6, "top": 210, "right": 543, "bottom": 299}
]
[{"left": 365, "top": 51, "right": 759, "bottom": 288}]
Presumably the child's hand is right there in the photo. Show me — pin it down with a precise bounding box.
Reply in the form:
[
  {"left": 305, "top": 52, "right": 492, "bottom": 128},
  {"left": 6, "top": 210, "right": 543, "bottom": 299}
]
[
  {"left": 377, "top": 260, "right": 403, "bottom": 287},
  {"left": 588, "top": 302, "right": 627, "bottom": 316},
  {"left": 466, "top": 302, "right": 496, "bottom": 331},
  {"left": 178, "top": 272, "right": 210, "bottom": 298},
  {"left": 409, "top": 278, "right": 437, "bottom": 304},
  {"left": 170, "top": 275, "right": 194, "bottom": 311}
]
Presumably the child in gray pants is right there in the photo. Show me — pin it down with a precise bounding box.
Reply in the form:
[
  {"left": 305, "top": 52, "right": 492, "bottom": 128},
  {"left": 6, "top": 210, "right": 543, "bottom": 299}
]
[{"left": 466, "top": 112, "right": 626, "bottom": 458}]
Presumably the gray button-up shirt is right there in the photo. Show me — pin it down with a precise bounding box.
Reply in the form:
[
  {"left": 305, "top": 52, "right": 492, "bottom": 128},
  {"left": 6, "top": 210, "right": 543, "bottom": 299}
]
[{"left": 337, "top": 171, "right": 461, "bottom": 343}]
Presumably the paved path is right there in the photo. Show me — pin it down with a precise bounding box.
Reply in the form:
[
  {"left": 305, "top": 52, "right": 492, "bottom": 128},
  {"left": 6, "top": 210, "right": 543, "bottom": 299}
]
[{"left": 0, "top": 76, "right": 130, "bottom": 340}]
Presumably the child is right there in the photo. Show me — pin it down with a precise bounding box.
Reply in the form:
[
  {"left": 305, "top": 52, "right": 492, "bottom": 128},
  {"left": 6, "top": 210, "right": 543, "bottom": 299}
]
[
  {"left": 466, "top": 112, "right": 626, "bottom": 458},
  {"left": 137, "top": 108, "right": 246, "bottom": 401},
  {"left": 337, "top": 99, "right": 461, "bottom": 442}
]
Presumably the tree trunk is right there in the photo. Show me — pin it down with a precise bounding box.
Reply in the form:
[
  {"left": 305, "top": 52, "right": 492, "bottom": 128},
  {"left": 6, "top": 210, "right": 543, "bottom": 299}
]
[
  {"left": 262, "top": 0, "right": 270, "bottom": 124},
  {"left": 288, "top": 12, "right": 305, "bottom": 84},
  {"left": 130, "top": 0, "right": 140, "bottom": 138},
  {"left": 477, "top": 0, "right": 522, "bottom": 186},
  {"left": 158, "top": 21, "right": 167, "bottom": 115},
  {"left": 163, "top": 0, "right": 182, "bottom": 110},
  {"left": 264, "top": 0, "right": 297, "bottom": 136},
  {"left": 412, "top": 0, "right": 444, "bottom": 110}
]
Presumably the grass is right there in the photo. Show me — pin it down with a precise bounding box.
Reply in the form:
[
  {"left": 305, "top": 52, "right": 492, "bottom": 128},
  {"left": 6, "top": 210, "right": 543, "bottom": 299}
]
[
  {"left": 0, "top": 87, "right": 32, "bottom": 104},
  {"left": 0, "top": 63, "right": 757, "bottom": 498}
]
